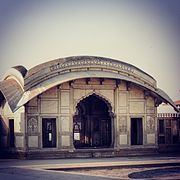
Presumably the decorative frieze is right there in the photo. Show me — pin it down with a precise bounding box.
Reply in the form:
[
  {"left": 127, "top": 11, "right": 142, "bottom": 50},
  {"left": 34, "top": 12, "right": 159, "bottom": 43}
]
[
  {"left": 27, "top": 116, "right": 38, "bottom": 134},
  {"left": 146, "top": 116, "right": 155, "bottom": 133},
  {"left": 119, "top": 116, "right": 127, "bottom": 133},
  {"left": 49, "top": 57, "right": 135, "bottom": 74}
]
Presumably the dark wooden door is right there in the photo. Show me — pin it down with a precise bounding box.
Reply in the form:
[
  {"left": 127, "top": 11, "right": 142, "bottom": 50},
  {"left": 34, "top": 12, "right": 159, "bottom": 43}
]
[
  {"left": 42, "top": 118, "right": 56, "bottom": 148},
  {"left": 131, "top": 118, "right": 143, "bottom": 145},
  {"left": 9, "top": 119, "right": 15, "bottom": 147}
]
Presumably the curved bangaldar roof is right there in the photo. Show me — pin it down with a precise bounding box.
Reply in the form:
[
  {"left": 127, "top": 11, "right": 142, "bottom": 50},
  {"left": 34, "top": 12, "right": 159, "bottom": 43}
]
[
  {"left": 0, "top": 56, "right": 179, "bottom": 112},
  {"left": 0, "top": 66, "right": 27, "bottom": 111}
]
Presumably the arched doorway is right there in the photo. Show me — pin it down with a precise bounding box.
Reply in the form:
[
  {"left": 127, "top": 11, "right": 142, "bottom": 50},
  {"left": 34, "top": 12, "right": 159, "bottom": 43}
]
[{"left": 73, "top": 94, "right": 112, "bottom": 149}]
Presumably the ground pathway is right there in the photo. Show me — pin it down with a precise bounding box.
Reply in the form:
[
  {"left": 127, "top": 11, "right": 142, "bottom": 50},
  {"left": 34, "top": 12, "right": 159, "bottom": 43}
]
[{"left": 0, "top": 154, "right": 180, "bottom": 179}]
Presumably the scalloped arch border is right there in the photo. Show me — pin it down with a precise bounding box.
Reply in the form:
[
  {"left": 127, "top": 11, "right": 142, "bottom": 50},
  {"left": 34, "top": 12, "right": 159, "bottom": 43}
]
[
  {"left": 73, "top": 90, "right": 114, "bottom": 115},
  {"left": 73, "top": 90, "right": 115, "bottom": 147}
]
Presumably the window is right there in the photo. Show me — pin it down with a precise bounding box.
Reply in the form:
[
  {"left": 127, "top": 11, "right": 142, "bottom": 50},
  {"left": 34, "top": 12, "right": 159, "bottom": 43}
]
[
  {"left": 159, "top": 120, "right": 164, "bottom": 134},
  {"left": 158, "top": 119, "right": 165, "bottom": 144},
  {"left": 172, "top": 120, "right": 178, "bottom": 144},
  {"left": 158, "top": 118, "right": 179, "bottom": 145}
]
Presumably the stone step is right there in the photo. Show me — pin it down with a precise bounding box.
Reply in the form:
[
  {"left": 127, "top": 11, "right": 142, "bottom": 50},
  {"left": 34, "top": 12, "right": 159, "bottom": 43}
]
[
  {"left": 26, "top": 148, "right": 158, "bottom": 159},
  {"left": 0, "top": 148, "right": 158, "bottom": 159}
]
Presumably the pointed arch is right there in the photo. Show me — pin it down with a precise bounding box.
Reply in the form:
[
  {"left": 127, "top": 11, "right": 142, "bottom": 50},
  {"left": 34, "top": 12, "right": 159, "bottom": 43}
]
[
  {"left": 74, "top": 91, "right": 114, "bottom": 115},
  {"left": 73, "top": 93, "right": 114, "bottom": 148}
]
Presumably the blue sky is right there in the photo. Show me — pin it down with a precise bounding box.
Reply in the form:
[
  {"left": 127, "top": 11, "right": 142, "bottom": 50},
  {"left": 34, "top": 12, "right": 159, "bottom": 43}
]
[{"left": 0, "top": 0, "right": 179, "bottom": 100}]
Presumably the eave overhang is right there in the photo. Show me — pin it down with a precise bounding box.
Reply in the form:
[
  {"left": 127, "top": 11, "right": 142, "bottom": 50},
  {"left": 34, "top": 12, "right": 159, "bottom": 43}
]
[
  {"left": 0, "top": 78, "right": 24, "bottom": 112},
  {"left": 0, "top": 56, "right": 178, "bottom": 112}
]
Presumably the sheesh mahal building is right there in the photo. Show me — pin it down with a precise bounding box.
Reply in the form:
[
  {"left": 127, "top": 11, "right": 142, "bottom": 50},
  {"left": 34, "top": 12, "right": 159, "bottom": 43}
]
[{"left": 0, "top": 56, "right": 179, "bottom": 158}]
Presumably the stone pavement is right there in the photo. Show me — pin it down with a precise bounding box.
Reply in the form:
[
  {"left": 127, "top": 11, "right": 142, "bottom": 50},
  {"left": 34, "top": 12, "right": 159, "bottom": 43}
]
[{"left": 0, "top": 154, "right": 180, "bottom": 180}]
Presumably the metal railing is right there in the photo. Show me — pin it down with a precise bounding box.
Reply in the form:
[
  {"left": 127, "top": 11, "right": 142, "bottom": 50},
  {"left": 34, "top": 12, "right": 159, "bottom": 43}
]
[{"left": 158, "top": 113, "right": 180, "bottom": 118}]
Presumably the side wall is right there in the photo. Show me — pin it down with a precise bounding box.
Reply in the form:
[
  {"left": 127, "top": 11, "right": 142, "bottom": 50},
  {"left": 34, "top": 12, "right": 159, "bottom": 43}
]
[{"left": 1, "top": 103, "right": 25, "bottom": 150}]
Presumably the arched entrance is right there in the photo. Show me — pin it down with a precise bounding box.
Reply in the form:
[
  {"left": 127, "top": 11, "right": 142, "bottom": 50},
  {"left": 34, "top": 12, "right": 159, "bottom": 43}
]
[{"left": 73, "top": 94, "right": 112, "bottom": 149}]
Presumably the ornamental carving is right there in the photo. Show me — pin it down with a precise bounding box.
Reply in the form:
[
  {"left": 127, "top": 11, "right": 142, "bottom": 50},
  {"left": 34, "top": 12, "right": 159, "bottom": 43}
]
[
  {"left": 146, "top": 116, "right": 155, "bottom": 132},
  {"left": 119, "top": 116, "right": 127, "bottom": 133},
  {"left": 27, "top": 116, "right": 38, "bottom": 133},
  {"left": 49, "top": 57, "right": 135, "bottom": 74}
]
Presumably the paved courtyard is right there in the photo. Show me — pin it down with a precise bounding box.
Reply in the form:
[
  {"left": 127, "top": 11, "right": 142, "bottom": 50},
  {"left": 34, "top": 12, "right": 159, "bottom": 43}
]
[{"left": 0, "top": 154, "right": 180, "bottom": 180}]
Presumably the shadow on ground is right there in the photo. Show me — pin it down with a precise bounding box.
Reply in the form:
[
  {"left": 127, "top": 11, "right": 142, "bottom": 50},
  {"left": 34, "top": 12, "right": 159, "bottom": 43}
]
[{"left": 128, "top": 167, "right": 180, "bottom": 179}]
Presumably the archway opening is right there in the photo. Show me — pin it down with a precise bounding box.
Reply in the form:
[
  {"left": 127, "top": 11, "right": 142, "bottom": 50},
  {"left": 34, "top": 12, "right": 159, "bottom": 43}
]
[{"left": 73, "top": 94, "right": 112, "bottom": 149}]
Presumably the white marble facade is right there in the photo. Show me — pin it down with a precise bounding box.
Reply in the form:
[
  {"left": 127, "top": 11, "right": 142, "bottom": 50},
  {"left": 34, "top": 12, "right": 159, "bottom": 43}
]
[
  {"left": 24, "top": 78, "right": 157, "bottom": 150},
  {"left": 5, "top": 56, "right": 177, "bottom": 155},
  {"left": 1, "top": 56, "right": 178, "bottom": 158}
]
